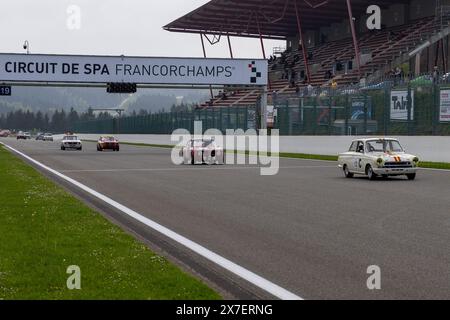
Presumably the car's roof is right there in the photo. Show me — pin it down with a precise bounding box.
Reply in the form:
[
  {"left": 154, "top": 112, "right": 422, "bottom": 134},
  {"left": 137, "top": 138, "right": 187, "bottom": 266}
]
[{"left": 352, "top": 138, "right": 399, "bottom": 143}]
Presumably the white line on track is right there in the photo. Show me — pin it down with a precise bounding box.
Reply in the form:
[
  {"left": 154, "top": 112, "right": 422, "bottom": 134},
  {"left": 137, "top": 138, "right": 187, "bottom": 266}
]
[{"left": 0, "top": 141, "right": 303, "bottom": 301}]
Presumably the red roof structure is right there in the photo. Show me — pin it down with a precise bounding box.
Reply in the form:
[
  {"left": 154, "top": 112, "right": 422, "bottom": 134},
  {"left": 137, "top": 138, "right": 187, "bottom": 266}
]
[{"left": 164, "top": 0, "right": 409, "bottom": 40}]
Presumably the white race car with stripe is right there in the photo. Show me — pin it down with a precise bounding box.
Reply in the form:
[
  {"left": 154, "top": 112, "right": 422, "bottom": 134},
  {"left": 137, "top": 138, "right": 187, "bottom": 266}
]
[{"left": 338, "top": 138, "right": 419, "bottom": 180}]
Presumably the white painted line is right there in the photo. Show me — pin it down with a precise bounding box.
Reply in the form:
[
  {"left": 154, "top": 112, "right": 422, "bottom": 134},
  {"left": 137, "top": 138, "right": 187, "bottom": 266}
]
[{"left": 0, "top": 141, "right": 303, "bottom": 301}]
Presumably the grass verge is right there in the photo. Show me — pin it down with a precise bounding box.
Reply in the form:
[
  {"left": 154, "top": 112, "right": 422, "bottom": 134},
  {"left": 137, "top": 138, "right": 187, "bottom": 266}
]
[
  {"left": 0, "top": 145, "right": 220, "bottom": 300},
  {"left": 87, "top": 140, "right": 450, "bottom": 170}
]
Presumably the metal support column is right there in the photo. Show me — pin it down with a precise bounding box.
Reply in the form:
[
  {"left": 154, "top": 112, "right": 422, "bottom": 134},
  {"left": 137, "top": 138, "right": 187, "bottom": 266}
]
[
  {"left": 260, "top": 86, "right": 268, "bottom": 130},
  {"left": 346, "top": 0, "right": 362, "bottom": 80},
  {"left": 227, "top": 34, "right": 234, "bottom": 59},
  {"left": 294, "top": 0, "right": 312, "bottom": 84},
  {"left": 201, "top": 33, "right": 214, "bottom": 100},
  {"left": 255, "top": 15, "right": 267, "bottom": 60}
]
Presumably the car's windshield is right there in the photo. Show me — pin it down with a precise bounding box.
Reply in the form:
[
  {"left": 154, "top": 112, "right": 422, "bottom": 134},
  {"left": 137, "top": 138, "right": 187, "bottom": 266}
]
[
  {"left": 366, "top": 140, "right": 404, "bottom": 153},
  {"left": 191, "top": 140, "right": 213, "bottom": 147},
  {"left": 64, "top": 136, "right": 78, "bottom": 141},
  {"left": 102, "top": 137, "right": 115, "bottom": 141}
]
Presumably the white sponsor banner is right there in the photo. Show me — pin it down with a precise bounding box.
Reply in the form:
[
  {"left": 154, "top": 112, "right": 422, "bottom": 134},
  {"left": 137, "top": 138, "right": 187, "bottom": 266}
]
[
  {"left": 440, "top": 89, "right": 450, "bottom": 122},
  {"left": 391, "top": 90, "right": 414, "bottom": 121},
  {"left": 0, "top": 53, "right": 268, "bottom": 86}
]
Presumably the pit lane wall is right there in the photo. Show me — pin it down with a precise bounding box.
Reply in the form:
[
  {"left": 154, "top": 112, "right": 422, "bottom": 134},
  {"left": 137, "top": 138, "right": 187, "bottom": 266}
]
[{"left": 71, "top": 134, "right": 450, "bottom": 163}]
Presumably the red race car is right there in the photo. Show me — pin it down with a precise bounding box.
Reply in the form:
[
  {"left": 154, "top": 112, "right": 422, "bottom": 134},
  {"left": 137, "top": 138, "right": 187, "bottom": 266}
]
[{"left": 97, "top": 136, "right": 120, "bottom": 152}]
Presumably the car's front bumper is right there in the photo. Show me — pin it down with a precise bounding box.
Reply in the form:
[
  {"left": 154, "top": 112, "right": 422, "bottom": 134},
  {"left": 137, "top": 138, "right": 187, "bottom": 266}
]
[
  {"left": 99, "top": 143, "right": 118, "bottom": 149},
  {"left": 373, "top": 167, "right": 419, "bottom": 175},
  {"left": 62, "top": 143, "right": 81, "bottom": 148}
]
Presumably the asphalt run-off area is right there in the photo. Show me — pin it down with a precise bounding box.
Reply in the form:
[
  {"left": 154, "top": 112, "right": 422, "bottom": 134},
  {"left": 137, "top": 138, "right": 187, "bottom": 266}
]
[{"left": 2, "top": 137, "right": 450, "bottom": 300}]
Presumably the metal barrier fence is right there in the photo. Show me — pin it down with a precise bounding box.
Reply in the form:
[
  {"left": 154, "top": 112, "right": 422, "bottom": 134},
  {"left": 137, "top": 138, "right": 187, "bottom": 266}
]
[
  {"left": 74, "top": 84, "right": 450, "bottom": 136},
  {"left": 274, "top": 83, "right": 450, "bottom": 136},
  {"left": 74, "top": 107, "right": 256, "bottom": 135}
]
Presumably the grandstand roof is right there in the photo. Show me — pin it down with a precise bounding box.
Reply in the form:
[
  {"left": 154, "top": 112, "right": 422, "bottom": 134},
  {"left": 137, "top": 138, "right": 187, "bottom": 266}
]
[{"left": 164, "top": 0, "right": 409, "bottom": 40}]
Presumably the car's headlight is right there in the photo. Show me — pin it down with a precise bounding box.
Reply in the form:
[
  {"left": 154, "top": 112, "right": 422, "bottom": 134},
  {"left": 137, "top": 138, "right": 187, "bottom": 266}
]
[{"left": 377, "top": 158, "right": 384, "bottom": 167}]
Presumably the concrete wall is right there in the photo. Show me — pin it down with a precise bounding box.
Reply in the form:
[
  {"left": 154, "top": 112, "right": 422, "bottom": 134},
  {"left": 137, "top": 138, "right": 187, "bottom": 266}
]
[{"left": 75, "top": 134, "right": 450, "bottom": 163}]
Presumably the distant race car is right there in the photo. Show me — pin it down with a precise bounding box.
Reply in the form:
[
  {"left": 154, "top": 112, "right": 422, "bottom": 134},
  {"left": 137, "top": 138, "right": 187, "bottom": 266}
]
[
  {"left": 0, "top": 130, "right": 11, "bottom": 137},
  {"left": 97, "top": 136, "right": 119, "bottom": 152},
  {"left": 43, "top": 133, "right": 54, "bottom": 142},
  {"left": 17, "top": 132, "right": 31, "bottom": 140},
  {"left": 338, "top": 138, "right": 419, "bottom": 180},
  {"left": 61, "top": 135, "right": 82, "bottom": 151},
  {"left": 36, "top": 133, "right": 45, "bottom": 141},
  {"left": 181, "top": 139, "right": 225, "bottom": 165}
]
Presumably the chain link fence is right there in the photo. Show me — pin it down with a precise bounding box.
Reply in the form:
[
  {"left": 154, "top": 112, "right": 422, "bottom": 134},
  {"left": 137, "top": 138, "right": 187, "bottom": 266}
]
[
  {"left": 74, "top": 107, "right": 257, "bottom": 135},
  {"left": 273, "top": 82, "right": 450, "bottom": 136},
  {"left": 74, "top": 83, "right": 450, "bottom": 136}
]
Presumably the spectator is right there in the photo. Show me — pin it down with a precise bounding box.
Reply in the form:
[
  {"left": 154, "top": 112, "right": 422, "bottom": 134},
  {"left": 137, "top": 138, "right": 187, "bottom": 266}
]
[
  {"left": 221, "top": 92, "right": 228, "bottom": 100},
  {"left": 336, "top": 60, "right": 343, "bottom": 72},
  {"left": 302, "top": 75, "right": 308, "bottom": 84},
  {"left": 433, "top": 66, "right": 440, "bottom": 84},
  {"left": 290, "top": 79, "right": 296, "bottom": 88},
  {"left": 325, "top": 70, "right": 333, "bottom": 80},
  {"left": 303, "top": 85, "right": 309, "bottom": 96},
  {"left": 331, "top": 79, "right": 338, "bottom": 90},
  {"left": 347, "top": 58, "right": 353, "bottom": 72},
  {"left": 394, "top": 67, "right": 403, "bottom": 85}
]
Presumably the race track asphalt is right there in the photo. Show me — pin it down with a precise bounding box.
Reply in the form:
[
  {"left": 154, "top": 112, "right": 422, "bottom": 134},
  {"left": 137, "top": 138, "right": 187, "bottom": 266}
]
[{"left": 2, "top": 137, "right": 450, "bottom": 300}]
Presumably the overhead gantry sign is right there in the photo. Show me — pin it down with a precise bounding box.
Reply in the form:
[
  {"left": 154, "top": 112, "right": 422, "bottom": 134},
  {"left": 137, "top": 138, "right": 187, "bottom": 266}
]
[{"left": 0, "top": 53, "right": 268, "bottom": 87}]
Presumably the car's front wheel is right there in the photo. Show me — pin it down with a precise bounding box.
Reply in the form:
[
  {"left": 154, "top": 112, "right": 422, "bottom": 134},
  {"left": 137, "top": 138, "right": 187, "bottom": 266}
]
[
  {"left": 406, "top": 173, "right": 416, "bottom": 181},
  {"left": 343, "top": 165, "right": 354, "bottom": 178},
  {"left": 61, "top": 146, "right": 65, "bottom": 151},
  {"left": 366, "top": 165, "right": 377, "bottom": 180}
]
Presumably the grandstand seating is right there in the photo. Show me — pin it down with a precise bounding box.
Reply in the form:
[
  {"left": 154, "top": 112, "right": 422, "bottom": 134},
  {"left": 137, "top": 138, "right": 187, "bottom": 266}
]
[{"left": 202, "top": 15, "right": 441, "bottom": 108}]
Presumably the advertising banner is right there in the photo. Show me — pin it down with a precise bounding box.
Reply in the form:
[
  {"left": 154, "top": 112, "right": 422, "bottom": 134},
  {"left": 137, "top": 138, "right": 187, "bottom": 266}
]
[
  {"left": 391, "top": 90, "right": 414, "bottom": 121},
  {"left": 0, "top": 53, "right": 268, "bottom": 86},
  {"left": 440, "top": 89, "right": 450, "bottom": 122}
]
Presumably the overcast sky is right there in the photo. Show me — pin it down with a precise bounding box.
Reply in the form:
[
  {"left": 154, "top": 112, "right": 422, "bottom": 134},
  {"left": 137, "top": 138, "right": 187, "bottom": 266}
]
[{"left": 0, "top": 0, "right": 284, "bottom": 58}]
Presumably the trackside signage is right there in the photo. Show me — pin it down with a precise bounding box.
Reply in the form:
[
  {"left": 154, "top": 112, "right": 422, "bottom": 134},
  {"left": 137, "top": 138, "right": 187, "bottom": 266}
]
[
  {"left": 390, "top": 90, "right": 414, "bottom": 121},
  {"left": 0, "top": 53, "right": 268, "bottom": 86},
  {"left": 440, "top": 89, "right": 450, "bottom": 122}
]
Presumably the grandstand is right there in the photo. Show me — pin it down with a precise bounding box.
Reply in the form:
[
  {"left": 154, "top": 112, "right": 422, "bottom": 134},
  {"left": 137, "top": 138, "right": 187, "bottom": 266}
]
[{"left": 165, "top": 0, "right": 450, "bottom": 108}]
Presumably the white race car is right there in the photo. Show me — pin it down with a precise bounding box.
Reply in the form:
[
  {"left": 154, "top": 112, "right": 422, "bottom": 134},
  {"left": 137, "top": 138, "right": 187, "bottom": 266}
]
[
  {"left": 61, "top": 135, "right": 82, "bottom": 151},
  {"left": 43, "top": 133, "right": 54, "bottom": 142},
  {"left": 181, "top": 139, "right": 225, "bottom": 165},
  {"left": 338, "top": 138, "right": 419, "bottom": 180}
]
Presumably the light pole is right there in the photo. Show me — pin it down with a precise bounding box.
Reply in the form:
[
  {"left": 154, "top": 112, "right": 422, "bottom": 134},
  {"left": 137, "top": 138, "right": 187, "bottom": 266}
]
[{"left": 23, "top": 40, "right": 30, "bottom": 54}]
